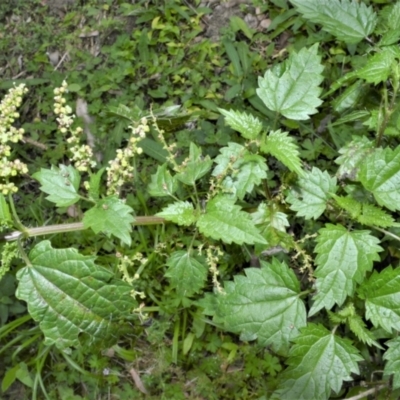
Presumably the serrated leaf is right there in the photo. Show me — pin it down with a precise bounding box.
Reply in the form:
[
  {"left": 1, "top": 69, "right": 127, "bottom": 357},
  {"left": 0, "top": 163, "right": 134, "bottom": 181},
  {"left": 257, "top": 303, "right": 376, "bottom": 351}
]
[
  {"left": 274, "top": 324, "right": 362, "bottom": 400},
  {"left": 261, "top": 130, "right": 303, "bottom": 176},
  {"left": 358, "top": 147, "right": 400, "bottom": 211},
  {"left": 165, "top": 251, "right": 208, "bottom": 297},
  {"left": 358, "top": 267, "right": 400, "bottom": 333},
  {"left": 218, "top": 108, "right": 263, "bottom": 140},
  {"left": 309, "top": 224, "right": 382, "bottom": 316},
  {"left": 383, "top": 337, "right": 400, "bottom": 389},
  {"left": 212, "top": 143, "right": 268, "bottom": 200},
  {"left": 335, "top": 136, "right": 374, "bottom": 180},
  {"left": 357, "top": 49, "right": 395, "bottom": 85},
  {"left": 88, "top": 168, "right": 105, "bottom": 201},
  {"left": 83, "top": 196, "right": 134, "bottom": 246},
  {"left": 256, "top": 43, "right": 324, "bottom": 120},
  {"left": 197, "top": 196, "right": 267, "bottom": 245},
  {"left": 32, "top": 165, "right": 81, "bottom": 207},
  {"left": 148, "top": 163, "right": 178, "bottom": 197},
  {"left": 286, "top": 167, "right": 337, "bottom": 219},
  {"left": 156, "top": 201, "right": 197, "bottom": 226},
  {"left": 290, "top": 0, "right": 377, "bottom": 44},
  {"left": 176, "top": 142, "right": 213, "bottom": 186},
  {"left": 214, "top": 259, "right": 307, "bottom": 354},
  {"left": 15, "top": 241, "right": 136, "bottom": 350}
]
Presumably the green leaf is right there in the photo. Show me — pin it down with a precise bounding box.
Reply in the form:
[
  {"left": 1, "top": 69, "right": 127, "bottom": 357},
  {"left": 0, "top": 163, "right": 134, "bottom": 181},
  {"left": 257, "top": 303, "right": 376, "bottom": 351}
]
[
  {"left": 335, "top": 136, "right": 374, "bottom": 180},
  {"left": 0, "top": 194, "right": 11, "bottom": 222},
  {"left": 286, "top": 167, "right": 337, "bottom": 219},
  {"left": 176, "top": 142, "right": 213, "bottom": 186},
  {"left": 229, "top": 15, "right": 254, "bottom": 40},
  {"left": 261, "top": 130, "right": 303, "bottom": 176},
  {"left": 16, "top": 241, "right": 136, "bottom": 350},
  {"left": 156, "top": 201, "right": 197, "bottom": 226},
  {"left": 32, "top": 165, "right": 81, "bottom": 207},
  {"left": 165, "top": 251, "right": 208, "bottom": 297},
  {"left": 138, "top": 137, "right": 168, "bottom": 163},
  {"left": 256, "top": 43, "right": 324, "bottom": 120},
  {"left": 274, "top": 324, "right": 362, "bottom": 400},
  {"left": 214, "top": 259, "right": 307, "bottom": 354},
  {"left": 384, "top": 337, "right": 400, "bottom": 389},
  {"left": 197, "top": 196, "right": 267, "bottom": 245},
  {"left": 358, "top": 147, "right": 400, "bottom": 211},
  {"left": 88, "top": 167, "right": 105, "bottom": 201},
  {"left": 309, "top": 224, "right": 382, "bottom": 316},
  {"left": 333, "top": 195, "right": 395, "bottom": 228},
  {"left": 357, "top": 49, "right": 395, "bottom": 85},
  {"left": 83, "top": 196, "right": 135, "bottom": 246},
  {"left": 212, "top": 143, "right": 268, "bottom": 200},
  {"left": 358, "top": 267, "right": 400, "bottom": 333},
  {"left": 148, "top": 163, "right": 178, "bottom": 197},
  {"left": 218, "top": 108, "right": 263, "bottom": 140},
  {"left": 290, "top": 0, "right": 377, "bottom": 44}
]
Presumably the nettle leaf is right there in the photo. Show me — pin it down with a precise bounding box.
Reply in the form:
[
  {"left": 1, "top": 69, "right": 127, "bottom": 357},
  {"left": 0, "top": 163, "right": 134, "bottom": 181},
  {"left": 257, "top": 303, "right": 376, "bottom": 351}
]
[
  {"left": 290, "top": 0, "right": 377, "bottom": 44},
  {"left": 286, "top": 167, "right": 337, "bottom": 219},
  {"left": 358, "top": 147, "right": 400, "bottom": 211},
  {"left": 214, "top": 259, "right": 307, "bottom": 354},
  {"left": 333, "top": 195, "right": 395, "bottom": 228},
  {"left": 310, "top": 224, "right": 382, "bottom": 316},
  {"left": 218, "top": 108, "right": 263, "bottom": 140},
  {"left": 335, "top": 136, "right": 374, "bottom": 180},
  {"left": 261, "top": 130, "right": 303, "bottom": 176},
  {"left": 148, "top": 163, "right": 178, "bottom": 197},
  {"left": 176, "top": 142, "right": 213, "bottom": 186},
  {"left": 212, "top": 143, "right": 268, "bottom": 200},
  {"left": 357, "top": 49, "right": 395, "bottom": 85},
  {"left": 32, "top": 164, "right": 81, "bottom": 207},
  {"left": 165, "top": 251, "right": 208, "bottom": 297},
  {"left": 274, "top": 324, "right": 362, "bottom": 400},
  {"left": 358, "top": 267, "right": 400, "bottom": 333},
  {"left": 197, "top": 196, "right": 267, "bottom": 245},
  {"left": 256, "top": 43, "right": 323, "bottom": 120},
  {"left": 83, "top": 196, "right": 134, "bottom": 246},
  {"left": 16, "top": 241, "right": 136, "bottom": 350},
  {"left": 88, "top": 168, "right": 105, "bottom": 201},
  {"left": 156, "top": 201, "right": 197, "bottom": 226},
  {"left": 384, "top": 337, "right": 400, "bottom": 389}
]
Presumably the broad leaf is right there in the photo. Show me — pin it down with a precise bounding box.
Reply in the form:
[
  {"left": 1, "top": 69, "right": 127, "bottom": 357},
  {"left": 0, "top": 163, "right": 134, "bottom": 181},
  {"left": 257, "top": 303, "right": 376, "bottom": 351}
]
[
  {"left": 0, "top": 194, "right": 11, "bottom": 222},
  {"left": 274, "top": 324, "right": 362, "bottom": 400},
  {"left": 88, "top": 167, "right": 105, "bottom": 201},
  {"left": 32, "top": 165, "right": 81, "bottom": 207},
  {"left": 165, "top": 251, "right": 208, "bottom": 297},
  {"left": 384, "top": 337, "right": 400, "bottom": 390},
  {"left": 286, "top": 167, "right": 337, "bottom": 219},
  {"left": 83, "top": 196, "right": 135, "bottom": 246},
  {"left": 357, "top": 49, "right": 395, "bottom": 85},
  {"left": 156, "top": 201, "right": 197, "bottom": 226},
  {"left": 290, "top": 0, "right": 377, "bottom": 44},
  {"left": 218, "top": 108, "right": 263, "bottom": 140},
  {"left": 358, "top": 147, "right": 400, "bottom": 211},
  {"left": 256, "top": 43, "right": 324, "bottom": 120},
  {"left": 212, "top": 143, "right": 268, "bottom": 200},
  {"left": 148, "top": 163, "right": 178, "bottom": 197},
  {"left": 214, "top": 259, "right": 307, "bottom": 354},
  {"left": 309, "top": 224, "right": 382, "bottom": 316},
  {"left": 197, "top": 196, "right": 267, "bottom": 245},
  {"left": 176, "top": 142, "right": 213, "bottom": 186},
  {"left": 16, "top": 241, "right": 137, "bottom": 350},
  {"left": 358, "top": 267, "right": 400, "bottom": 333},
  {"left": 261, "top": 130, "right": 303, "bottom": 176}
]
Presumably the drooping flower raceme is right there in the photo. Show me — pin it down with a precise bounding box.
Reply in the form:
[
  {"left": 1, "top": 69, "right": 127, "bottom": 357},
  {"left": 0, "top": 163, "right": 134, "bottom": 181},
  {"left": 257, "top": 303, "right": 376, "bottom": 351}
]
[
  {"left": 53, "top": 81, "right": 96, "bottom": 172},
  {"left": 106, "top": 117, "right": 149, "bottom": 195},
  {"left": 0, "top": 84, "right": 29, "bottom": 195}
]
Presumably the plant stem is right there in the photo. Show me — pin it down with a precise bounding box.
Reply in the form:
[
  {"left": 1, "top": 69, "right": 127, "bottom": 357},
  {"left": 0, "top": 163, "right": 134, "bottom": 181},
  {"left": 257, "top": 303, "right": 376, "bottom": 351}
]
[{"left": 0, "top": 216, "right": 165, "bottom": 242}]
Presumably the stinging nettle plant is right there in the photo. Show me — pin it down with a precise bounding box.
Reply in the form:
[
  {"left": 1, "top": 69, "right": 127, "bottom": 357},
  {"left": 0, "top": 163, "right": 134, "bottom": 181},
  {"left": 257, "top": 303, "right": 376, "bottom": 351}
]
[{"left": 3, "top": 0, "right": 400, "bottom": 398}]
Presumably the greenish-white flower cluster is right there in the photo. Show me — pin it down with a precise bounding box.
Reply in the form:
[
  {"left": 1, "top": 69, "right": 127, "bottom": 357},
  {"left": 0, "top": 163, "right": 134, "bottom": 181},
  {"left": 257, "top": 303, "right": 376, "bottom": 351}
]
[
  {"left": 106, "top": 118, "right": 148, "bottom": 195},
  {"left": 0, "top": 84, "right": 29, "bottom": 195},
  {"left": 54, "top": 81, "right": 96, "bottom": 172}
]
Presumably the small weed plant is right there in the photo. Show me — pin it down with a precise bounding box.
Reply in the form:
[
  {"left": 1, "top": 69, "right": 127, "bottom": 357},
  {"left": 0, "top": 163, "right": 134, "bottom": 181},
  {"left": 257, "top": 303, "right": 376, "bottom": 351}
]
[{"left": 4, "top": 0, "right": 400, "bottom": 399}]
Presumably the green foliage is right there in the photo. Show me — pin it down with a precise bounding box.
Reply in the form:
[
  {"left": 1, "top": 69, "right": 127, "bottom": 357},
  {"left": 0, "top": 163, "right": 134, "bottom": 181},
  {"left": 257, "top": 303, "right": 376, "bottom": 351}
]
[{"left": 4, "top": 0, "right": 400, "bottom": 398}]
